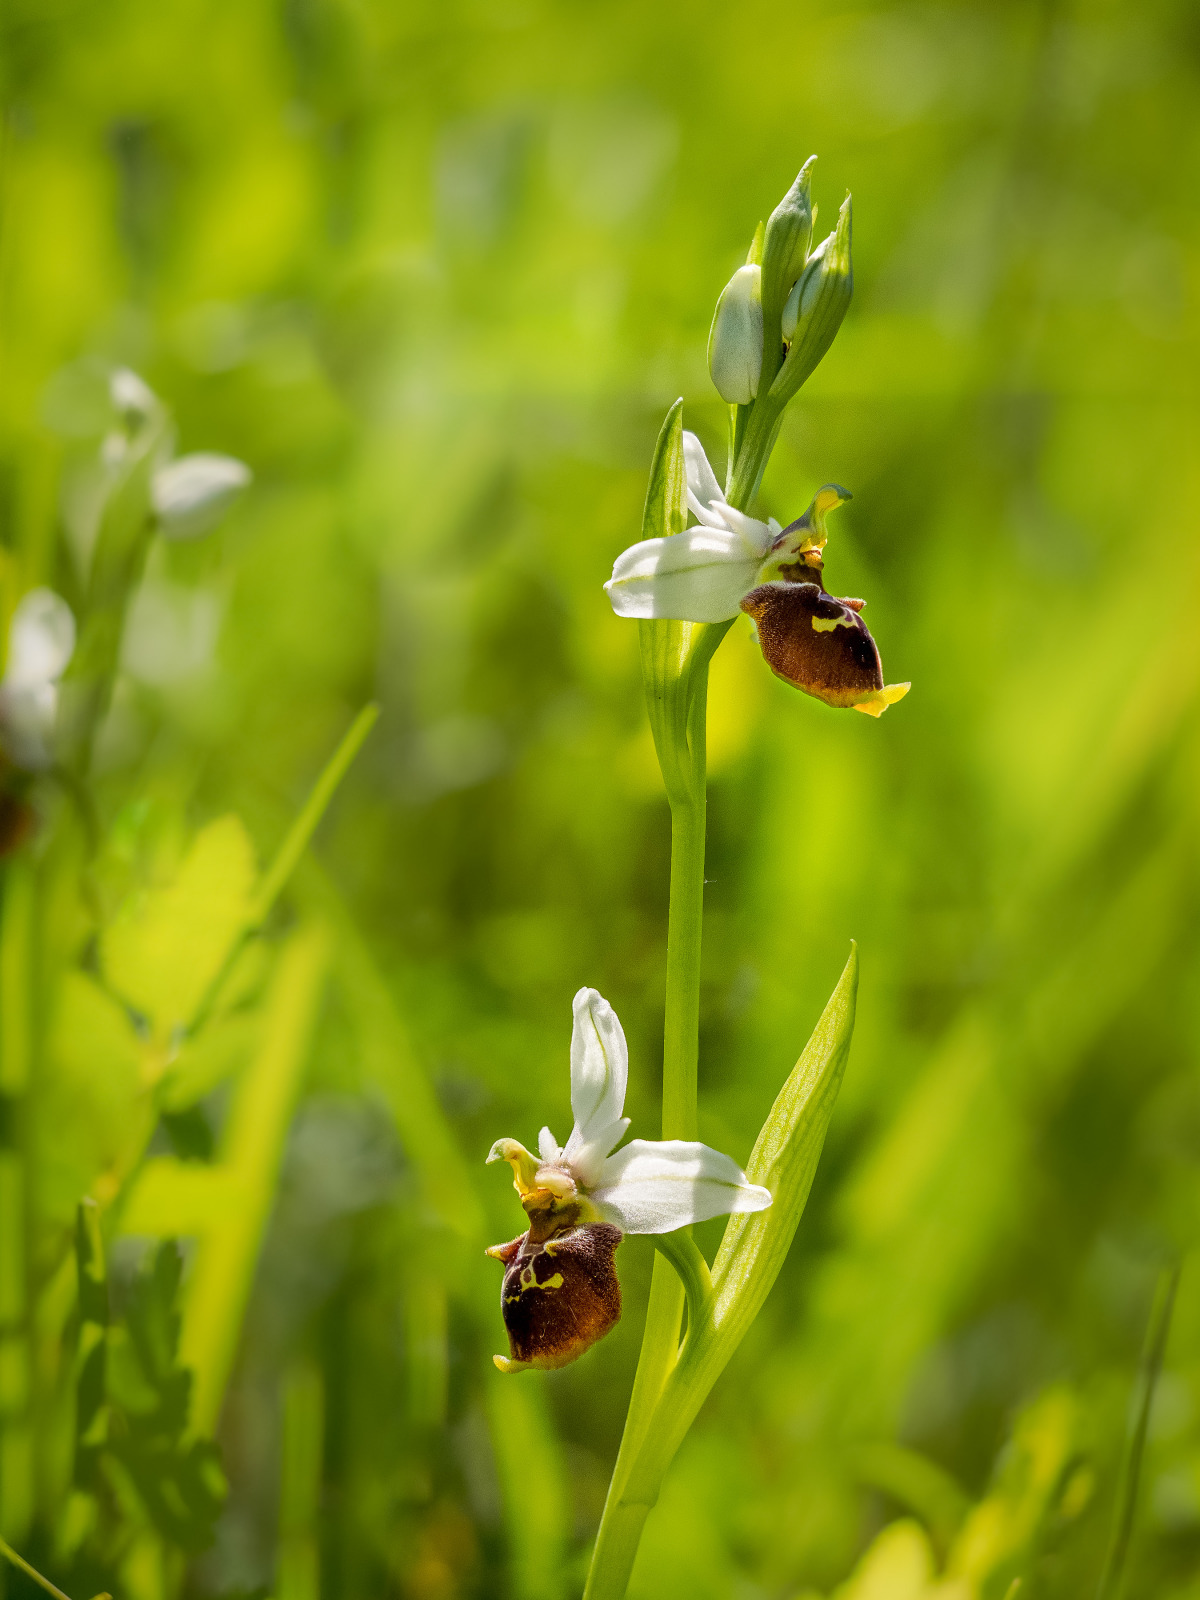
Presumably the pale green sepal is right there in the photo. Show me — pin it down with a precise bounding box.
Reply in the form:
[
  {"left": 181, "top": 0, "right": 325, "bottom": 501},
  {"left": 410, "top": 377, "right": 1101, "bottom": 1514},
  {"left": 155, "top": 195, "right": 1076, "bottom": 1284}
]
[
  {"left": 620, "top": 945, "right": 858, "bottom": 1502},
  {"left": 635, "top": 400, "right": 731, "bottom": 805},
  {"left": 745, "top": 221, "right": 764, "bottom": 267},
  {"left": 707, "top": 265, "right": 763, "bottom": 405},
  {"left": 770, "top": 193, "right": 853, "bottom": 407},
  {"left": 640, "top": 397, "right": 687, "bottom": 542},
  {"left": 760, "top": 156, "right": 816, "bottom": 391}
]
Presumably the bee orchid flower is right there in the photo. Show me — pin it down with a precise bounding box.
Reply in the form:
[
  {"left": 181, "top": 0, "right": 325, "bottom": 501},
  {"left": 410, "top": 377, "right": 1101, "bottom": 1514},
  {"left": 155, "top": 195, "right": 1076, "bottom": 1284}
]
[
  {"left": 604, "top": 430, "right": 908, "bottom": 717},
  {"left": 486, "top": 987, "right": 771, "bottom": 1373}
]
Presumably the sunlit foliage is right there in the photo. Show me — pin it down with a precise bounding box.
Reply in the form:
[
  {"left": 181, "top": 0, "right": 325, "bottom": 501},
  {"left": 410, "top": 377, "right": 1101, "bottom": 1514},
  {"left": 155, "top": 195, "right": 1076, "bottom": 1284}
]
[{"left": 0, "top": 1, "right": 1198, "bottom": 1597}]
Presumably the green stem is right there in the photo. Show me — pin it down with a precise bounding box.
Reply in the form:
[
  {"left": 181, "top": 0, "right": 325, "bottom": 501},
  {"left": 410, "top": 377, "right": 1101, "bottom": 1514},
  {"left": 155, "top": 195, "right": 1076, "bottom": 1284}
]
[
  {"left": 585, "top": 669, "right": 711, "bottom": 1600},
  {"left": 1096, "top": 1260, "right": 1182, "bottom": 1600},
  {"left": 726, "top": 395, "right": 783, "bottom": 511},
  {"left": 0, "top": 859, "right": 34, "bottom": 1545},
  {"left": 662, "top": 797, "right": 704, "bottom": 1140},
  {"left": 0, "top": 1535, "right": 78, "bottom": 1600}
]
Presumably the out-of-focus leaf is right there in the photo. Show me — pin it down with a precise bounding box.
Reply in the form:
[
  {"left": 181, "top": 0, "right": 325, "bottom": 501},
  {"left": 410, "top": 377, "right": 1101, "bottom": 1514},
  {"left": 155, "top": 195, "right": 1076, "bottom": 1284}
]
[
  {"left": 486, "top": 1370, "right": 568, "bottom": 1600},
  {"left": 946, "top": 1388, "right": 1080, "bottom": 1595},
  {"left": 275, "top": 1362, "right": 323, "bottom": 1600},
  {"left": 831, "top": 1520, "right": 944, "bottom": 1600},
  {"left": 179, "top": 922, "right": 331, "bottom": 1434},
  {"left": 101, "top": 815, "right": 257, "bottom": 1045},
  {"left": 36, "top": 973, "right": 143, "bottom": 1221},
  {"left": 854, "top": 1442, "right": 971, "bottom": 1559},
  {"left": 119, "top": 1158, "right": 242, "bottom": 1236},
  {"left": 104, "top": 1243, "right": 227, "bottom": 1553},
  {"left": 158, "top": 1011, "right": 261, "bottom": 1111}
]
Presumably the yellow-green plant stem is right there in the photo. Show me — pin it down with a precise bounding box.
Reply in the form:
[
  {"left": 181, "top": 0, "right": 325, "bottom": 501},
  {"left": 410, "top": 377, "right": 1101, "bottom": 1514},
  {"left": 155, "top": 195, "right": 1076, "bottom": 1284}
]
[{"left": 0, "top": 1534, "right": 110, "bottom": 1600}]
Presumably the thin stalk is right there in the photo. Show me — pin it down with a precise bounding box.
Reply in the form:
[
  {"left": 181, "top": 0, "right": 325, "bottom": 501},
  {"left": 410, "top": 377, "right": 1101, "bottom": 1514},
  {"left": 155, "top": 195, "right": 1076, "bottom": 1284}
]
[
  {"left": 1096, "top": 1260, "right": 1182, "bottom": 1600},
  {"left": 584, "top": 671, "right": 711, "bottom": 1600},
  {"left": 661, "top": 792, "right": 705, "bottom": 1135},
  {"left": 0, "top": 859, "right": 34, "bottom": 1545},
  {"left": 726, "top": 395, "right": 782, "bottom": 510},
  {"left": 185, "top": 703, "right": 378, "bottom": 1037},
  {"left": 0, "top": 1536, "right": 85, "bottom": 1600}
]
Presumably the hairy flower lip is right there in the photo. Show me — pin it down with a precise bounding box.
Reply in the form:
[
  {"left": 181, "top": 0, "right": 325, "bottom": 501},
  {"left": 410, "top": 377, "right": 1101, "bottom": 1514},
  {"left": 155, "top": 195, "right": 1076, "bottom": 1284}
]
[{"left": 740, "top": 580, "right": 910, "bottom": 717}]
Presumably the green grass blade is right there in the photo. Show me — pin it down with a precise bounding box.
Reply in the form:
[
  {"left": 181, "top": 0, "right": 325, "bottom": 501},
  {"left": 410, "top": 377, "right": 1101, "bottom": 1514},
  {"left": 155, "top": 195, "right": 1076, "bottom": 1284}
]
[{"left": 180, "top": 923, "right": 331, "bottom": 1434}]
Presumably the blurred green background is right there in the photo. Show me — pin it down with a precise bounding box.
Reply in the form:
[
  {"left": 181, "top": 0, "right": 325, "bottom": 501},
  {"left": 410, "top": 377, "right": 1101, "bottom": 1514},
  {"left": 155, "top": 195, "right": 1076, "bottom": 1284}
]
[{"left": 1, "top": 0, "right": 1199, "bottom": 1597}]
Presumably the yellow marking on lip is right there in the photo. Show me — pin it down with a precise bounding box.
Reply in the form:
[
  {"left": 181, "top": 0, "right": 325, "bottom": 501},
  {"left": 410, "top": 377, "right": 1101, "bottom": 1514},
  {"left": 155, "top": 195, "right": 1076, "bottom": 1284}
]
[{"left": 812, "top": 614, "right": 855, "bottom": 633}]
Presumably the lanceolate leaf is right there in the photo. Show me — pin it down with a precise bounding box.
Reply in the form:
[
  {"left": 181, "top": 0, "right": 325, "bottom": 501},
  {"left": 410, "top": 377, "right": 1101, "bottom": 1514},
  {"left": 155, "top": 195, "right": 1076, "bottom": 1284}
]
[
  {"left": 641, "top": 397, "right": 687, "bottom": 544},
  {"left": 626, "top": 945, "right": 859, "bottom": 1498}
]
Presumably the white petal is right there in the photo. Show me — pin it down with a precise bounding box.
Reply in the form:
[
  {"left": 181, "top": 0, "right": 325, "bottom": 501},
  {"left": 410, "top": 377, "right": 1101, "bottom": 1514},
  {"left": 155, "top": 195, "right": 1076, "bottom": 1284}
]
[
  {"left": 590, "top": 1139, "right": 772, "bottom": 1234},
  {"left": 565, "top": 989, "right": 628, "bottom": 1151},
  {"left": 604, "top": 528, "right": 760, "bottom": 623},
  {"left": 686, "top": 489, "right": 729, "bottom": 526},
  {"left": 563, "top": 1117, "right": 630, "bottom": 1189},
  {"left": 709, "top": 503, "right": 775, "bottom": 558},
  {"left": 683, "top": 431, "right": 723, "bottom": 509},
  {"left": 152, "top": 453, "right": 252, "bottom": 541},
  {"left": 4, "top": 589, "right": 76, "bottom": 690},
  {"left": 538, "top": 1126, "right": 561, "bottom": 1163}
]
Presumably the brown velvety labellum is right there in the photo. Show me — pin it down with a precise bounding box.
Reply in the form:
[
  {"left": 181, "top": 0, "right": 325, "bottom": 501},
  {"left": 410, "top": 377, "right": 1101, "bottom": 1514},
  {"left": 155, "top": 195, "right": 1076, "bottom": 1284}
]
[
  {"left": 487, "top": 1221, "right": 622, "bottom": 1370},
  {"left": 740, "top": 580, "right": 884, "bottom": 707}
]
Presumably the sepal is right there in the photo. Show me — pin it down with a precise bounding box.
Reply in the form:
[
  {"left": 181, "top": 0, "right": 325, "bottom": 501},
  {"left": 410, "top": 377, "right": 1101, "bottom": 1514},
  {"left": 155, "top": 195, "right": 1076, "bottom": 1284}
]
[{"left": 634, "top": 403, "right": 732, "bottom": 805}]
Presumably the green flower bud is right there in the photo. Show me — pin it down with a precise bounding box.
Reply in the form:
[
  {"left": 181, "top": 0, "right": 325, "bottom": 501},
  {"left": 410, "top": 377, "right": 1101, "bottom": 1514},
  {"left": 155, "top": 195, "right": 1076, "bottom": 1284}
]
[
  {"left": 707, "top": 263, "right": 763, "bottom": 405},
  {"left": 771, "top": 194, "right": 853, "bottom": 406},
  {"left": 760, "top": 156, "right": 816, "bottom": 381}
]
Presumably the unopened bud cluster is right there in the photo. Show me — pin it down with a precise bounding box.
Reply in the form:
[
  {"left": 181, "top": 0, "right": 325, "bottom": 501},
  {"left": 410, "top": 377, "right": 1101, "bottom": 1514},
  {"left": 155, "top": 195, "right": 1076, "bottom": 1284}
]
[{"left": 707, "top": 157, "right": 852, "bottom": 412}]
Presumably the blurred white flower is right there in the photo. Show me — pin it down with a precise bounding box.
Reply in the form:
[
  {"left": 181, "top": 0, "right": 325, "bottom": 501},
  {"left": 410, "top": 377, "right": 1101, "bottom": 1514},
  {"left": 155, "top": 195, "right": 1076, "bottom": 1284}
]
[
  {"left": 152, "top": 452, "right": 252, "bottom": 541},
  {"left": 488, "top": 987, "right": 771, "bottom": 1235},
  {"left": 0, "top": 589, "right": 76, "bottom": 770}
]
